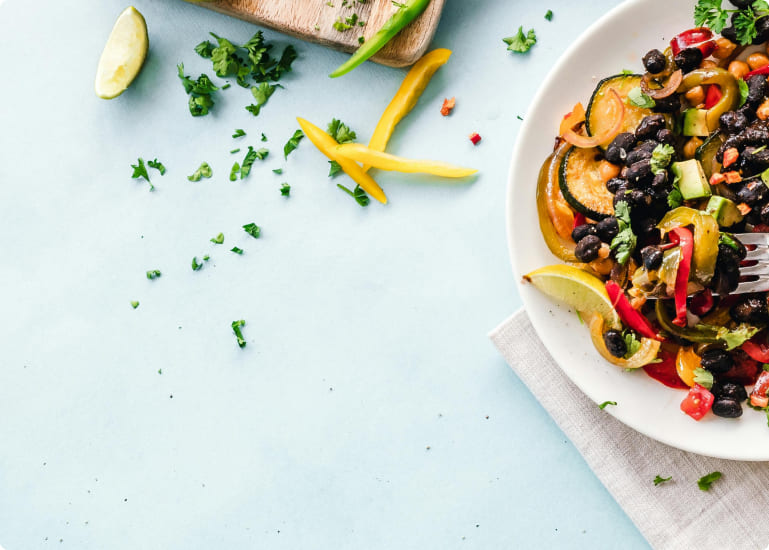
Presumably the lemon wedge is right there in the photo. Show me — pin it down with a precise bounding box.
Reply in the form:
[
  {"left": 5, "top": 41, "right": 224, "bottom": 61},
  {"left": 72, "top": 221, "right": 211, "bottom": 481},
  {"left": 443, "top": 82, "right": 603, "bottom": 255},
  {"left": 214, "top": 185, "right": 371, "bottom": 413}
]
[
  {"left": 523, "top": 264, "right": 621, "bottom": 328},
  {"left": 94, "top": 6, "right": 149, "bottom": 99}
]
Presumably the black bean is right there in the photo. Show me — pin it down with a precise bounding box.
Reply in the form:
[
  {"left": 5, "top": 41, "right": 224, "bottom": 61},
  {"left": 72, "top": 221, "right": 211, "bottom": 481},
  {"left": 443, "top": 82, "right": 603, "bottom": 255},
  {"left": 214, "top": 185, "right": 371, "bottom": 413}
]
[
  {"left": 731, "top": 0, "right": 754, "bottom": 7},
  {"left": 640, "top": 245, "right": 663, "bottom": 270},
  {"left": 712, "top": 398, "right": 743, "bottom": 418},
  {"left": 712, "top": 382, "right": 748, "bottom": 402},
  {"left": 730, "top": 294, "right": 769, "bottom": 324},
  {"left": 637, "top": 217, "right": 660, "bottom": 238},
  {"left": 718, "top": 240, "right": 746, "bottom": 263},
  {"left": 651, "top": 171, "right": 668, "bottom": 190},
  {"left": 571, "top": 223, "right": 597, "bottom": 242},
  {"left": 700, "top": 349, "right": 734, "bottom": 374},
  {"left": 737, "top": 179, "right": 769, "bottom": 205},
  {"left": 674, "top": 48, "right": 703, "bottom": 73},
  {"left": 595, "top": 217, "right": 619, "bottom": 242},
  {"left": 740, "top": 146, "right": 769, "bottom": 174},
  {"left": 656, "top": 128, "right": 676, "bottom": 146},
  {"left": 747, "top": 75, "right": 768, "bottom": 108},
  {"left": 574, "top": 235, "right": 602, "bottom": 262},
  {"left": 716, "top": 134, "right": 746, "bottom": 163},
  {"left": 720, "top": 110, "right": 749, "bottom": 135},
  {"left": 605, "top": 133, "right": 635, "bottom": 164},
  {"left": 642, "top": 49, "right": 666, "bottom": 74},
  {"left": 754, "top": 16, "right": 769, "bottom": 45},
  {"left": 635, "top": 115, "right": 666, "bottom": 141},
  {"left": 626, "top": 159, "right": 653, "bottom": 183},
  {"left": 653, "top": 93, "right": 681, "bottom": 114},
  {"left": 606, "top": 177, "right": 626, "bottom": 194},
  {"left": 722, "top": 25, "right": 738, "bottom": 42},
  {"left": 713, "top": 263, "right": 741, "bottom": 296},
  {"left": 603, "top": 329, "right": 627, "bottom": 358}
]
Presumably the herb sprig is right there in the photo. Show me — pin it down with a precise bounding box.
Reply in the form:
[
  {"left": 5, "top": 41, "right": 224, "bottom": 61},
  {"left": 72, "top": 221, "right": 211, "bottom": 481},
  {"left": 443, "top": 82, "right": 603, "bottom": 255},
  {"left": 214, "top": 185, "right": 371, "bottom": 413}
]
[{"left": 694, "top": 0, "right": 769, "bottom": 44}]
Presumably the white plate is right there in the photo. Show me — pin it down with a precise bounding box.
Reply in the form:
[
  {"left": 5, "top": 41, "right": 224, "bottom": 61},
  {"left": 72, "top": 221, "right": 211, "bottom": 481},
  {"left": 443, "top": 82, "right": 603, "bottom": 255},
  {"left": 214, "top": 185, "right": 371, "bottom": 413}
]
[{"left": 507, "top": 0, "right": 769, "bottom": 460}]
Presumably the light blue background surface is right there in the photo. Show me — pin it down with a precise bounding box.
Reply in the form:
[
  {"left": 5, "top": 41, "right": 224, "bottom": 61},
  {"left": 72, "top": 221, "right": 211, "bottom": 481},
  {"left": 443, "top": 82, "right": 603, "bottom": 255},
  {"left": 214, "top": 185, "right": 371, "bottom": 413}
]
[{"left": 0, "top": 0, "right": 650, "bottom": 548}]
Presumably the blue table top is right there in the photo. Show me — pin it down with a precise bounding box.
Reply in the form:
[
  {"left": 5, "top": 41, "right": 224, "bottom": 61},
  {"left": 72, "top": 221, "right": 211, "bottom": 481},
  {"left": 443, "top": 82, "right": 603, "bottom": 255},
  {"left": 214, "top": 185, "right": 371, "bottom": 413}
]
[{"left": 0, "top": 0, "right": 650, "bottom": 547}]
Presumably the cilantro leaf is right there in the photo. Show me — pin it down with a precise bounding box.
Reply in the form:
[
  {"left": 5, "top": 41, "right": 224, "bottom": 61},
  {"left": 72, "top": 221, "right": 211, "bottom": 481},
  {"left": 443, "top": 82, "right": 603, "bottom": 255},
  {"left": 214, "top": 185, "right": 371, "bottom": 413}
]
[
  {"left": 283, "top": 129, "right": 305, "bottom": 159},
  {"left": 187, "top": 162, "right": 212, "bottom": 182},
  {"left": 326, "top": 119, "right": 357, "bottom": 143},
  {"left": 653, "top": 475, "right": 672, "bottom": 486},
  {"left": 739, "top": 78, "right": 749, "bottom": 107},
  {"left": 627, "top": 86, "right": 656, "bottom": 109},
  {"left": 146, "top": 269, "right": 161, "bottom": 280},
  {"left": 194, "top": 40, "right": 214, "bottom": 58},
  {"left": 243, "top": 223, "right": 261, "bottom": 238},
  {"left": 209, "top": 32, "right": 240, "bottom": 77},
  {"left": 246, "top": 82, "right": 277, "bottom": 116},
  {"left": 333, "top": 17, "right": 354, "bottom": 31},
  {"left": 693, "top": 367, "right": 714, "bottom": 390},
  {"left": 131, "top": 158, "right": 154, "bottom": 191},
  {"left": 232, "top": 129, "right": 246, "bottom": 138},
  {"left": 610, "top": 201, "right": 637, "bottom": 265},
  {"left": 261, "top": 133, "right": 268, "bottom": 142},
  {"left": 240, "top": 146, "right": 269, "bottom": 179},
  {"left": 272, "top": 168, "right": 283, "bottom": 175},
  {"left": 337, "top": 183, "right": 370, "bottom": 206},
  {"left": 503, "top": 27, "right": 537, "bottom": 54},
  {"left": 735, "top": 7, "right": 759, "bottom": 45},
  {"left": 147, "top": 158, "right": 166, "bottom": 175},
  {"left": 130, "top": 300, "right": 140, "bottom": 309},
  {"left": 232, "top": 319, "right": 247, "bottom": 349},
  {"left": 268, "top": 45, "right": 298, "bottom": 81},
  {"left": 230, "top": 162, "right": 240, "bottom": 182},
  {"left": 231, "top": 246, "right": 244, "bottom": 255},
  {"left": 694, "top": 0, "right": 729, "bottom": 34},
  {"left": 650, "top": 144, "right": 675, "bottom": 175},
  {"left": 210, "top": 232, "right": 224, "bottom": 244},
  {"left": 697, "top": 471, "right": 722, "bottom": 491},
  {"left": 598, "top": 401, "right": 617, "bottom": 410},
  {"left": 668, "top": 178, "right": 684, "bottom": 209},
  {"left": 545, "top": 9, "right": 553, "bottom": 21},
  {"left": 328, "top": 160, "right": 343, "bottom": 177},
  {"left": 177, "top": 64, "right": 218, "bottom": 116},
  {"left": 716, "top": 323, "right": 761, "bottom": 349},
  {"left": 192, "top": 256, "right": 203, "bottom": 271},
  {"left": 280, "top": 183, "right": 291, "bottom": 196}
]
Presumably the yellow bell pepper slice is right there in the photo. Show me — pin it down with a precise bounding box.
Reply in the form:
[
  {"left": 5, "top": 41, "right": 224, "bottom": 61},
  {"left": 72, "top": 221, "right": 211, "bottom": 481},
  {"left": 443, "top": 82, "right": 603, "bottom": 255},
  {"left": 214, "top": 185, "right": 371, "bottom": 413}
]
[
  {"left": 675, "top": 346, "right": 702, "bottom": 387},
  {"left": 588, "top": 313, "right": 661, "bottom": 369},
  {"left": 296, "top": 117, "right": 387, "bottom": 205},
  {"left": 365, "top": 48, "right": 452, "bottom": 171},
  {"left": 657, "top": 206, "right": 719, "bottom": 284},
  {"left": 335, "top": 143, "right": 477, "bottom": 178}
]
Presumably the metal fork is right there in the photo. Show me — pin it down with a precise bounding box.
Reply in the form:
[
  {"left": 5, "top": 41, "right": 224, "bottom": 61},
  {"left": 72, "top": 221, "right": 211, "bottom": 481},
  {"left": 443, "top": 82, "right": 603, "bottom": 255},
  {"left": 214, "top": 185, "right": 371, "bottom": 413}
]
[{"left": 731, "top": 233, "right": 769, "bottom": 294}]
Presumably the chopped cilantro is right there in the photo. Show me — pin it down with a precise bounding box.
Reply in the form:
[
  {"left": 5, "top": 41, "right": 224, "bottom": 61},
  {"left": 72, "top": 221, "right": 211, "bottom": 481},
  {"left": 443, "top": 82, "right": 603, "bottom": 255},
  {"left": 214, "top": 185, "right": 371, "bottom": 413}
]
[
  {"left": 187, "top": 162, "right": 212, "bottom": 182},
  {"left": 191, "top": 256, "right": 203, "bottom": 271},
  {"left": 131, "top": 158, "right": 154, "bottom": 191},
  {"left": 230, "top": 162, "right": 240, "bottom": 181},
  {"left": 326, "top": 119, "right": 357, "bottom": 143},
  {"left": 210, "top": 232, "right": 225, "bottom": 244},
  {"left": 668, "top": 177, "right": 683, "bottom": 208},
  {"left": 280, "top": 183, "right": 291, "bottom": 196},
  {"left": 146, "top": 270, "right": 161, "bottom": 280},
  {"left": 739, "top": 78, "right": 749, "bottom": 107},
  {"left": 337, "top": 183, "right": 370, "bottom": 206},
  {"left": 261, "top": 133, "right": 268, "bottom": 142},
  {"left": 694, "top": 0, "right": 769, "bottom": 44},
  {"left": 627, "top": 87, "right": 656, "bottom": 109},
  {"left": 209, "top": 32, "right": 239, "bottom": 77},
  {"left": 203, "top": 255, "right": 210, "bottom": 261},
  {"left": 610, "top": 201, "right": 636, "bottom": 265},
  {"left": 598, "top": 401, "right": 617, "bottom": 410},
  {"left": 130, "top": 300, "right": 140, "bottom": 309},
  {"left": 232, "top": 319, "right": 247, "bottom": 349},
  {"left": 503, "top": 27, "right": 537, "bottom": 54},
  {"left": 283, "top": 129, "right": 305, "bottom": 159},
  {"left": 246, "top": 82, "right": 277, "bottom": 116},
  {"left": 697, "top": 471, "right": 722, "bottom": 491},
  {"left": 230, "top": 148, "right": 241, "bottom": 154},
  {"left": 194, "top": 40, "right": 214, "bottom": 58},
  {"left": 272, "top": 168, "right": 283, "bottom": 175},
  {"left": 177, "top": 63, "right": 219, "bottom": 117},
  {"left": 240, "top": 146, "right": 269, "bottom": 179},
  {"left": 232, "top": 129, "right": 246, "bottom": 138},
  {"left": 147, "top": 158, "right": 166, "bottom": 175},
  {"left": 243, "top": 223, "right": 261, "bottom": 238},
  {"left": 693, "top": 367, "right": 714, "bottom": 390},
  {"left": 333, "top": 17, "right": 354, "bottom": 31},
  {"left": 650, "top": 144, "right": 675, "bottom": 175},
  {"left": 653, "top": 475, "right": 672, "bottom": 486},
  {"left": 231, "top": 246, "right": 244, "bottom": 254},
  {"left": 328, "top": 160, "right": 343, "bottom": 177},
  {"left": 544, "top": 9, "right": 553, "bottom": 21}
]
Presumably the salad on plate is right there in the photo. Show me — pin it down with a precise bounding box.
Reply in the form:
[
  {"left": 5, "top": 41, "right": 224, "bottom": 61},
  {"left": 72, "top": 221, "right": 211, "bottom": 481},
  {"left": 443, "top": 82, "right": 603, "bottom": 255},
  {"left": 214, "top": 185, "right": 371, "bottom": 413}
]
[{"left": 526, "top": 0, "right": 769, "bottom": 424}]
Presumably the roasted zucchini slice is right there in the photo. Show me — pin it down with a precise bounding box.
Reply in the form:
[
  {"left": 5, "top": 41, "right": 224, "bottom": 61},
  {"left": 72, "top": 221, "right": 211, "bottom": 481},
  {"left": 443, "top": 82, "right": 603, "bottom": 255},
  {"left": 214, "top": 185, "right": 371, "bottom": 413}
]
[
  {"left": 559, "top": 146, "right": 615, "bottom": 220},
  {"left": 586, "top": 74, "right": 658, "bottom": 149}
]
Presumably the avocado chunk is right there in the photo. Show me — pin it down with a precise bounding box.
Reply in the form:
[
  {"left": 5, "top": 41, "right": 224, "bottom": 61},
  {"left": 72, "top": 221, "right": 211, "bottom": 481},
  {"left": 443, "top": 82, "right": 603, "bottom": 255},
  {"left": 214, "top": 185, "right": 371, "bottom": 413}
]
[
  {"left": 682, "top": 108, "right": 709, "bottom": 137},
  {"left": 672, "top": 159, "right": 712, "bottom": 200},
  {"left": 705, "top": 196, "right": 743, "bottom": 227}
]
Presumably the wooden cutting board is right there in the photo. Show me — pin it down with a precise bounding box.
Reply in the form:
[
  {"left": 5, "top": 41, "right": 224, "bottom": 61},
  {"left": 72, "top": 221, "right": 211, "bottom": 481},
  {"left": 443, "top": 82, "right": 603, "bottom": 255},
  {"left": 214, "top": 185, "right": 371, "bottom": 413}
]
[{"left": 189, "top": 0, "right": 446, "bottom": 68}]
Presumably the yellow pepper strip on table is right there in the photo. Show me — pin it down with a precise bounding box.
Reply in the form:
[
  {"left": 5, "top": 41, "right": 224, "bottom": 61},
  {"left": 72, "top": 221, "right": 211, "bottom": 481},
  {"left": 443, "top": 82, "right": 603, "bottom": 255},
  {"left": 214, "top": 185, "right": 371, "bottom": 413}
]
[
  {"left": 364, "top": 48, "right": 452, "bottom": 171},
  {"left": 296, "top": 117, "right": 388, "bottom": 205},
  {"left": 335, "top": 143, "right": 477, "bottom": 178}
]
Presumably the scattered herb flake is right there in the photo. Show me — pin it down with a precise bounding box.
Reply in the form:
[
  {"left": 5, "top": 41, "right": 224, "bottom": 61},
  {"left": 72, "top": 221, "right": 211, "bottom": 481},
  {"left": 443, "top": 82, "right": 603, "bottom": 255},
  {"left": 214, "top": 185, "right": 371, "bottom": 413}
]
[
  {"left": 272, "top": 168, "right": 283, "bottom": 175},
  {"left": 188, "top": 162, "right": 212, "bottom": 182},
  {"left": 240, "top": 146, "right": 269, "bottom": 179},
  {"left": 337, "top": 183, "right": 370, "bottom": 206},
  {"left": 232, "top": 129, "right": 246, "bottom": 138},
  {"left": 232, "top": 319, "right": 247, "bottom": 349},
  {"left": 192, "top": 256, "right": 203, "bottom": 271},
  {"left": 283, "top": 129, "right": 305, "bottom": 159},
  {"left": 697, "top": 471, "right": 722, "bottom": 491},
  {"left": 194, "top": 40, "right": 214, "bottom": 58},
  {"left": 328, "top": 160, "right": 343, "bottom": 178},
  {"left": 177, "top": 63, "right": 218, "bottom": 117},
  {"left": 261, "top": 133, "right": 268, "bottom": 142},
  {"left": 653, "top": 475, "right": 672, "bottom": 486},
  {"left": 326, "top": 118, "right": 357, "bottom": 143},
  {"left": 210, "top": 232, "right": 225, "bottom": 244},
  {"left": 146, "top": 270, "right": 161, "bottom": 280},
  {"left": 231, "top": 246, "right": 244, "bottom": 254},
  {"left": 246, "top": 82, "right": 277, "bottom": 117},
  {"left": 598, "top": 401, "right": 617, "bottom": 410},
  {"left": 230, "top": 162, "right": 240, "bottom": 181},
  {"left": 545, "top": 9, "right": 553, "bottom": 21},
  {"left": 147, "top": 158, "right": 166, "bottom": 175},
  {"left": 130, "top": 300, "right": 140, "bottom": 309},
  {"left": 739, "top": 78, "right": 749, "bottom": 107},
  {"left": 243, "top": 223, "right": 261, "bottom": 238},
  {"left": 503, "top": 26, "right": 537, "bottom": 54},
  {"left": 280, "top": 183, "right": 291, "bottom": 196},
  {"left": 230, "top": 148, "right": 241, "bottom": 154},
  {"left": 131, "top": 158, "right": 154, "bottom": 191},
  {"left": 627, "top": 86, "right": 656, "bottom": 109}
]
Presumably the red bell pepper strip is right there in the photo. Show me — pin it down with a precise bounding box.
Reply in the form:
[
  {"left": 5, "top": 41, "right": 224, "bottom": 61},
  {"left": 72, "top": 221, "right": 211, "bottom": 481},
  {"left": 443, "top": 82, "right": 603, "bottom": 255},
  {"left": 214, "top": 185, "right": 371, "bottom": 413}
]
[
  {"left": 680, "top": 383, "right": 714, "bottom": 421},
  {"left": 704, "top": 85, "right": 722, "bottom": 110},
  {"left": 573, "top": 212, "right": 586, "bottom": 230},
  {"left": 750, "top": 370, "right": 769, "bottom": 408},
  {"left": 744, "top": 65, "right": 769, "bottom": 79},
  {"left": 742, "top": 340, "right": 769, "bottom": 363},
  {"left": 668, "top": 227, "right": 694, "bottom": 327},
  {"left": 670, "top": 28, "right": 715, "bottom": 57},
  {"left": 605, "top": 280, "right": 660, "bottom": 340},
  {"left": 689, "top": 289, "right": 714, "bottom": 317}
]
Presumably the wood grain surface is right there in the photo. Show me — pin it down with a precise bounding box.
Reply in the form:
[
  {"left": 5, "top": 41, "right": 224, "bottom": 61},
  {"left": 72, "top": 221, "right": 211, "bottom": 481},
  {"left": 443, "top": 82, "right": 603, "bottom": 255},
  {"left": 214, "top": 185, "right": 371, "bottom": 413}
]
[{"left": 188, "top": 0, "right": 446, "bottom": 68}]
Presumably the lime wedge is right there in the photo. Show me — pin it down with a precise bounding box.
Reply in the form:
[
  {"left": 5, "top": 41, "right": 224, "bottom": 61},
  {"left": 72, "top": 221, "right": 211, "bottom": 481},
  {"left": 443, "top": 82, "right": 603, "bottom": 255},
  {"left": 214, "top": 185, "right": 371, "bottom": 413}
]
[
  {"left": 524, "top": 264, "right": 621, "bottom": 328},
  {"left": 94, "top": 6, "right": 149, "bottom": 99}
]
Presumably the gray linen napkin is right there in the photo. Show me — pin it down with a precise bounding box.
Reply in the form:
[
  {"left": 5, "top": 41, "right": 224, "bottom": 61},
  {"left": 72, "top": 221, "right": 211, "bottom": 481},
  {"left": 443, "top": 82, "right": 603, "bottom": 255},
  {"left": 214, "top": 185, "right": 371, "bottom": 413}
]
[{"left": 490, "top": 309, "right": 769, "bottom": 550}]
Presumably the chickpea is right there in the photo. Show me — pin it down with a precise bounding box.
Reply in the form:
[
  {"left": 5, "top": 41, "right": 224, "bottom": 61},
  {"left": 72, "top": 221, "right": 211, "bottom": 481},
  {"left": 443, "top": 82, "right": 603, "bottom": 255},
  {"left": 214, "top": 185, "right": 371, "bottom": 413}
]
[
  {"left": 700, "top": 59, "right": 718, "bottom": 69},
  {"left": 748, "top": 52, "right": 769, "bottom": 71},
  {"left": 728, "top": 60, "right": 750, "bottom": 80},
  {"left": 685, "top": 85, "right": 706, "bottom": 106},
  {"left": 683, "top": 137, "right": 704, "bottom": 159},
  {"left": 757, "top": 98, "right": 769, "bottom": 120},
  {"left": 713, "top": 37, "right": 737, "bottom": 59},
  {"left": 598, "top": 160, "right": 621, "bottom": 182}
]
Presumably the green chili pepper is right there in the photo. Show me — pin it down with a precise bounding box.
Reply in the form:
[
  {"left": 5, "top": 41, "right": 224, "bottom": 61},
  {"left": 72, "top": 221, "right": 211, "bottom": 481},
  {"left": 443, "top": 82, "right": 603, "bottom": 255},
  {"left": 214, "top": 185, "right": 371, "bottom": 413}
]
[{"left": 329, "top": 0, "right": 433, "bottom": 78}]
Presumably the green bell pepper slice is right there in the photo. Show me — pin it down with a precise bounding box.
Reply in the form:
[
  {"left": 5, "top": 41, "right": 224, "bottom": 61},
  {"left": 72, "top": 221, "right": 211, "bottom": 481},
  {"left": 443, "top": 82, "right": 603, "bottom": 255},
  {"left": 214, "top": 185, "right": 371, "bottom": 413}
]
[
  {"left": 657, "top": 207, "right": 719, "bottom": 284},
  {"left": 678, "top": 68, "right": 739, "bottom": 133}
]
